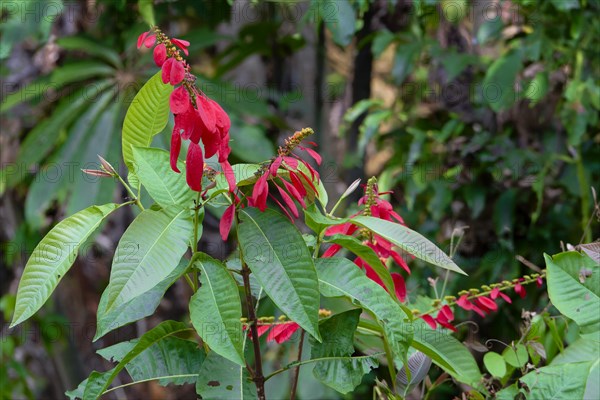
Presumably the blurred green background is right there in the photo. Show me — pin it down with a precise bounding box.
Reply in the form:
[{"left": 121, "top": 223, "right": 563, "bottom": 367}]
[{"left": 1, "top": 0, "right": 598, "bottom": 398}]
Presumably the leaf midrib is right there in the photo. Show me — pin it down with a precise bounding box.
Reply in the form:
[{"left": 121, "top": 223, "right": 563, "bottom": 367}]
[
  {"left": 242, "top": 211, "right": 312, "bottom": 323},
  {"left": 106, "top": 209, "right": 187, "bottom": 311},
  {"left": 134, "top": 149, "right": 179, "bottom": 205}
]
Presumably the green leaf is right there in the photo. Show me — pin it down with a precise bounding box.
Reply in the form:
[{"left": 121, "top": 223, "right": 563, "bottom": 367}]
[
  {"left": 196, "top": 351, "right": 257, "bottom": 400},
  {"left": 409, "top": 319, "right": 482, "bottom": 386},
  {"left": 315, "top": 257, "right": 410, "bottom": 361},
  {"left": 49, "top": 61, "right": 115, "bottom": 86},
  {"left": 102, "top": 208, "right": 193, "bottom": 313},
  {"left": 94, "top": 258, "right": 188, "bottom": 341},
  {"left": 237, "top": 208, "right": 321, "bottom": 341},
  {"left": 190, "top": 255, "right": 245, "bottom": 366},
  {"left": 521, "top": 362, "right": 592, "bottom": 399},
  {"left": 131, "top": 147, "right": 194, "bottom": 209},
  {"left": 483, "top": 50, "right": 522, "bottom": 112},
  {"left": 324, "top": 234, "right": 395, "bottom": 296},
  {"left": 230, "top": 124, "right": 274, "bottom": 163},
  {"left": 483, "top": 352, "right": 506, "bottom": 377},
  {"left": 10, "top": 203, "right": 120, "bottom": 327},
  {"left": 350, "top": 216, "right": 466, "bottom": 275},
  {"left": 545, "top": 251, "right": 600, "bottom": 337},
  {"left": 304, "top": 203, "right": 347, "bottom": 235},
  {"left": 82, "top": 321, "right": 192, "bottom": 399},
  {"left": 138, "top": 0, "right": 156, "bottom": 26},
  {"left": 502, "top": 344, "right": 528, "bottom": 368},
  {"left": 97, "top": 336, "right": 204, "bottom": 386},
  {"left": 310, "top": 309, "right": 378, "bottom": 394},
  {"left": 122, "top": 71, "right": 172, "bottom": 177},
  {"left": 551, "top": 336, "right": 599, "bottom": 399}
]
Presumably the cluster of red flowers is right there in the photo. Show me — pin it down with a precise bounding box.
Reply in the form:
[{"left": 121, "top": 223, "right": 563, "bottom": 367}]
[
  {"left": 422, "top": 275, "right": 544, "bottom": 331},
  {"left": 249, "top": 128, "right": 323, "bottom": 219},
  {"left": 247, "top": 322, "right": 301, "bottom": 344},
  {"left": 323, "top": 179, "right": 412, "bottom": 303},
  {"left": 137, "top": 29, "right": 235, "bottom": 194}
]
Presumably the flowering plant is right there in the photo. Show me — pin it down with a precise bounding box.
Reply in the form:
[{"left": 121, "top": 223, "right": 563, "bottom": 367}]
[{"left": 8, "top": 27, "right": 597, "bottom": 400}]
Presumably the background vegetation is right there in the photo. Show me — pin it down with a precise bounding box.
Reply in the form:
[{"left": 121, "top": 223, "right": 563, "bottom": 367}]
[{"left": 1, "top": 0, "right": 598, "bottom": 398}]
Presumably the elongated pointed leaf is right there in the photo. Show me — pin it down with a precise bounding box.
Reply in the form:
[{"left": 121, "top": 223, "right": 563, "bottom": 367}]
[
  {"left": 545, "top": 251, "right": 599, "bottom": 337},
  {"left": 351, "top": 216, "right": 465, "bottom": 274},
  {"left": 238, "top": 208, "right": 321, "bottom": 341},
  {"left": 94, "top": 258, "right": 188, "bottom": 341},
  {"left": 396, "top": 351, "right": 432, "bottom": 395},
  {"left": 11, "top": 203, "right": 120, "bottom": 327},
  {"left": 310, "top": 309, "right": 378, "bottom": 394},
  {"left": 103, "top": 208, "right": 192, "bottom": 313},
  {"left": 196, "top": 351, "right": 257, "bottom": 400},
  {"left": 97, "top": 336, "right": 204, "bottom": 386},
  {"left": 122, "top": 71, "right": 172, "bottom": 175},
  {"left": 82, "top": 321, "right": 192, "bottom": 399},
  {"left": 132, "top": 147, "right": 194, "bottom": 209},
  {"left": 190, "top": 255, "right": 245, "bottom": 366},
  {"left": 315, "top": 257, "right": 410, "bottom": 360},
  {"left": 324, "top": 234, "right": 395, "bottom": 295}
]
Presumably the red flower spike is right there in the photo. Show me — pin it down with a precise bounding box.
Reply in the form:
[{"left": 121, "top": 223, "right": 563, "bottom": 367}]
[
  {"left": 186, "top": 142, "right": 204, "bottom": 192},
  {"left": 422, "top": 314, "right": 437, "bottom": 330},
  {"left": 170, "top": 129, "right": 182, "bottom": 173},
  {"left": 220, "top": 203, "right": 235, "bottom": 241},
  {"left": 170, "top": 86, "right": 190, "bottom": 114},
  {"left": 477, "top": 296, "right": 498, "bottom": 311},
  {"left": 153, "top": 43, "right": 167, "bottom": 66},
  {"left": 514, "top": 283, "right": 526, "bottom": 299},
  {"left": 391, "top": 272, "right": 406, "bottom": 302},
  {"left": 490, "top": 287, "right": 512, "bottom": 304},
  {"left": 171, "top": 38, "right": 190, "bottom": 55}
]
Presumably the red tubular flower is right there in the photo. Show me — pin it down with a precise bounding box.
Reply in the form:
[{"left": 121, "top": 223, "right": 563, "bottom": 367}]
[
  {"left": 186, "top": 142, "right": 204, "bottom": 192},
  {"left": 268, "top": 322, "right": 300, "bottom": 344},
  {"left": 391, "top": 272, "right": 406, "bottom": 302},
  {"left": 422, "top": 314, "right": 437, "bottom": 329},
  {"left": 490, "top": 287, "right": 512, "bottom": 303},
  {"left": 220, "top": 203, "right": 236, "bottom": 241},
  {"left": 153, "top": 43, "right": 167, "bottom": 66}
]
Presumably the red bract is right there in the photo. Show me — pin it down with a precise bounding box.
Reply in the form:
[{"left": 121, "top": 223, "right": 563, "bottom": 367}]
[
  {"left": 153, "top": 43, "right": 167, "bottom": 66},
  {"left": 137, "top": 31, "right": 156, "bottom": 49},
  {"left": 186, "top": 142, "right": 204, "bottom": 192},
  {"left": 170, "top": 86, "right": 190, "bottom": 114},
  {"left": 171, "top": 38, "right": 190, "bottom": 55},
  {"left": 514, "top": 282, "right": 526, "bottom": 298},
  {"left": 490, "top": 287, "right": 512, "bottom": 303},
  {"left": 391, "top": 272, "right": 406, "bottom": 302},
  {"left": 220, "top": 203, "right": 236, "bottom": 241},
  {"left": 267, "top": 322, "right": 300, "bottom": 344},
  {"left": 161, "top": 58, "right": 185, "bottom": 85},
  {"left": 422, "top": 314, "right": 437, "bottom": 330}
]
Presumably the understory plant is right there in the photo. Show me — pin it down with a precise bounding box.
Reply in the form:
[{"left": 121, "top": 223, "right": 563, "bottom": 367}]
[{"left": 9, "top": 27, "right": 599, "bottom": 400}]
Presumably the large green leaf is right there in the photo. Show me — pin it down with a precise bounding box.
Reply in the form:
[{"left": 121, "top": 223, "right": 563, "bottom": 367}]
[
  {"left": 196, "top": 351, "right": 257, "bottom": 400},
  {"left": 190, "top": 255, "right": 245, "bottom": 366},
  {"left": 520, "top": 362, "right": 592, "bottom": 399},
  {"left": 82, "top": 321, "right": 192, "bottom": 399},
  {"left": 310, "top": 309, "right": 378, "bottom": 394},
  {"left": 131, "top": 147, "right": 194, "bottom": 209},
  {"left": 122, "top": 71, "right": 172, "bottom": 176},
  {"left": 545, "top": 251, "right": 600, "bottom": 337},
  {"left": 237, "top": 208, "right": 321, "bottom": 341},
  {"left": 552, "top": 336, "right": 600, "bottom": 399},
  {"left": 351, "top": 216, "right": 466, "bottom": 274},
  {"left": 324, "top": 234, "right": 395, "bottom": 296},
  {"left": 97, "top": 336, "right": 204, "bottom": 386},
  {"left": 102, "top": 208, "right": 193, "bottom": 313},
  {"left": 315, "top": 257, "right": 410, "bottom": 360},
  {"left": 10, "top": 203, "right": 120, "bottom": 327},
  {"left": 410, "top": 319, "right": 482, "bottom": 386},
  {"left": 94, "top": 258, "right": 188, "bottom": 341}
]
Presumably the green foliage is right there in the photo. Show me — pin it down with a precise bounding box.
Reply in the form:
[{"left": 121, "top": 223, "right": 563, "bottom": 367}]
[
  {"left": 196, "top": 351, "right": 257, "bottom": 400},
  {"left": 545, "top": 251, "right": 599, "bottom": 338},
  {"left": 310, "top": 309, "right": 378, "bottom": 393},
  {"left": 10, "top": 203, "right": 120, "bottom": 327},
  {"left": 237, "top": 208, "right": 322, "bottom": 341},
  {"left": 190, "top": 255, "right": 245, "bottom": 366},
  {"left": 483, "top": 351, "right": 506, "bottom": 378},
  {"left": 101, "top": 208, "right": 193, "bottom": 314}
]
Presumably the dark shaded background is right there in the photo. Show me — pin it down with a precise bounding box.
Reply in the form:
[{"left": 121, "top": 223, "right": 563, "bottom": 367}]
[{"left": 1, "top": 0, "right": 598, "bottom": 399}]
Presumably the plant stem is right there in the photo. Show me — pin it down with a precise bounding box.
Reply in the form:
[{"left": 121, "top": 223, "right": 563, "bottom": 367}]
[
  {"left": 116, "top": 174, "right": 145, "bottom": 211},
  {"left": 289, "top": 330, "right": 305, "bottom": 400},
  {"left": 382, "top": 335, "right": 397, "bottom": 392},
  {"left": 236, "top": 212, "right": 266, "bottom": 400}
]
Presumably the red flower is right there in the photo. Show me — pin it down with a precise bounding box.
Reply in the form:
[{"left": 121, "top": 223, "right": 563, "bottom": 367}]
[
  {"left": 220, "top": 203, "right": 236, "bottom": 241},
  {"left": 490, "top": 287, "right": 512, "bottom": 303},
  {"left": 267, "top": 322, "right": 300, "bottom": 344},
  {"left": 475, "top": 296, "right": 498, "bottom": 313},
  {"left": 421, "top": 314, "right": 437, "bottom": 329},
  {"left": 391, "top": 272, "right": 406, "bottom": 302},
  {"left": 161, "top": 58, "right": 185, "bottom": 85},
  {"left": 137, "top": 31, "right": 156, "bottom": 48},
  {"left": 153, "top": 43, "right": 167, "bottom": 66},
  {"left": 170, "top": 86, "right": 190, "bottom": 114},
  {"left": 456, "top": 295, "right": 485, "bottom": 317},
  {"left": 514, "top": 282, "right": 526, "bottom": 299},
  {"left": 435, "top": 308, "right": 457, "bottom": 332},
  {"left": 171, "top": 38, "right": 190, "bottom": 55}
]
